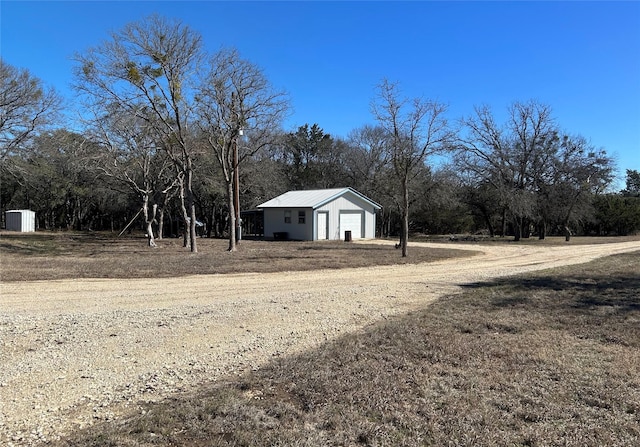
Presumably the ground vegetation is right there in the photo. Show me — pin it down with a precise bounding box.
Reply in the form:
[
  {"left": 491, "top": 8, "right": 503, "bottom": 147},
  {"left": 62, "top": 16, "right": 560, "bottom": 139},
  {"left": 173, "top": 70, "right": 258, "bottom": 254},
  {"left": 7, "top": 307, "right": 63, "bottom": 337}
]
[{"left": 43, "top": 249, "right": 640, "bottom": 447}]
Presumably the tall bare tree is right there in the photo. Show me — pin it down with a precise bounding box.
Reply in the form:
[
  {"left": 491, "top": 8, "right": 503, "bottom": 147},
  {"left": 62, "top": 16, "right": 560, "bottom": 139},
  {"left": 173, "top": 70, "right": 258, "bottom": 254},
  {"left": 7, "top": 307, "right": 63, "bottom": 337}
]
[
  {"left": 74, "top": 15, "right": 203, "bottom": 251},
  {"left": 0, "top": 60, "right": 61, "bottom": 162},
  {"left": 371, "top": 80, "right": 452, "bottom": 257},
  {"left": 346, "top": 125, "right": 397, "bottom": 237},
  {"left": 458, "top": 101, "right": 555, "bottom": 240},
  {"left": 346, "top": 125, "right": 392, "bottom": 199},
  {"left": 536, "top": 134, "right": 613, "bottom": 240},
  {"left": 196, "top": 48, "right": 289, "bottom": 252},
  {"left": 458, "top": 101, "right": 614, "bottom": 240},
  {"left": 90, "top": 103, "right": 178, "bottom": 247}
]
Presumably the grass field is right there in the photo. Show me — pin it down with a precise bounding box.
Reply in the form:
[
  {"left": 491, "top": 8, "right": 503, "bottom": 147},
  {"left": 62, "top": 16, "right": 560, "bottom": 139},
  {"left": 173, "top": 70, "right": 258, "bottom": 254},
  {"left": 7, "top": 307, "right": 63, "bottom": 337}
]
[
  {"left": 48, "top": 249, "right": 640, "bottom": 447},
  {"left": 3, "top": 231, "right": 638, "bottom": 282},
  {"left": 415, "top": 233, "right": 640, "bottom": 246},
  {"left": 0, "top": 231, "right": 476, "bottom": 282}
]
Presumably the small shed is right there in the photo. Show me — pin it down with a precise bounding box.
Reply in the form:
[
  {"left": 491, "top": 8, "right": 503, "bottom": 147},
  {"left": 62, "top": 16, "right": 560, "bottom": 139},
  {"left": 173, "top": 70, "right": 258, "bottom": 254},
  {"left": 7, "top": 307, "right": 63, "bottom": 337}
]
[
  {"left": 6, "top": 209, "right": 36, "bottom": 232},
  {"left": 257, "top": 188, "right": 381, "bottom": 241}
]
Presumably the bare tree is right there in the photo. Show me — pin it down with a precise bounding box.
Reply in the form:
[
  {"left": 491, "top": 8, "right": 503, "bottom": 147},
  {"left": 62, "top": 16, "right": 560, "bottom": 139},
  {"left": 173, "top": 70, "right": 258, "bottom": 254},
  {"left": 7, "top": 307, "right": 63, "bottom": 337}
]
[
  {"left": 458, "top": 101, "right": 614, "bottom": 241},
  {"left": 0, "top": 60, "right": 61, "bottom": 162},
  {"left": 74, "top": 15, "right": 203, "bottom": 251},
  {"left": 536, "top": 134, "right": 613, "bottom": 240},
  {"left": 196, "top": 48, "right": 289, "bottom": 252},
  {"left": 371, "top": 80, "right": 452, "bottom": 257},
  {"left": 458, "top": 101, "right": 555, "bottom": 240},
  {"left": 346, "top": 125, "right": 397, "bottom": 237},
  {"left": 90, "top": 103, "right": 178, "bottom": 247},
  {"left": 346, "top": 125, "right": 393, "bottom": 198}
]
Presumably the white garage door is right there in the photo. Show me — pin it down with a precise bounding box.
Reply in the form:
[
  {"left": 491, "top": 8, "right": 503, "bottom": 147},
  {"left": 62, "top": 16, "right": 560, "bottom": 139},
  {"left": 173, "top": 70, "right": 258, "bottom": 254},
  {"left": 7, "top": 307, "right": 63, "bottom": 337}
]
[
  {"left": 317, "top": 212, "right": 328, "bottom": 240},
  {"left": 339, "top": 211, "right": 363, "bottom": 239}
]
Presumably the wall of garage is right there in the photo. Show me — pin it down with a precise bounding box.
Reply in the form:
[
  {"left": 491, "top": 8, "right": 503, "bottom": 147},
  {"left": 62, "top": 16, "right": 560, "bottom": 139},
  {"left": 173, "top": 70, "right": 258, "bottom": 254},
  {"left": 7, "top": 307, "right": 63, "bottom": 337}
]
[{"left": 315, "top": 195, "right": 377, "bottom": 240}]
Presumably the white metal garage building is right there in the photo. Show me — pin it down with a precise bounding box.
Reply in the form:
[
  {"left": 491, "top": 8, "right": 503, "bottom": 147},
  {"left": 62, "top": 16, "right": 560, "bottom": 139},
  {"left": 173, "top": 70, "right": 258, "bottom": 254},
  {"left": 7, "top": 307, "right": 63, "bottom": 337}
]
[{"left": 257, "top": 188, "right": 381, "bottom": 241}]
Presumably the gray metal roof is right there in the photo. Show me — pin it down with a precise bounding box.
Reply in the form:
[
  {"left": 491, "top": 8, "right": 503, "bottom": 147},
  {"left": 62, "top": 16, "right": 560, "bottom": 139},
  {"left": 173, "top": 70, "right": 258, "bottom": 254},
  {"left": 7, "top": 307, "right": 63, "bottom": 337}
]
[{"left": 257, "top": 187, "right": 381, "bottom": 210}]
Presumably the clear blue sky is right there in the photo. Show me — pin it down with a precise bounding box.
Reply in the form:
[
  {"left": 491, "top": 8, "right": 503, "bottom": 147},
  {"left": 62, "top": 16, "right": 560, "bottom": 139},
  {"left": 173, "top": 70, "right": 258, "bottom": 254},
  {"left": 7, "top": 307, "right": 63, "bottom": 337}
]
[{"left": 2, "top": 1, "right": 639, "bottom": 187}]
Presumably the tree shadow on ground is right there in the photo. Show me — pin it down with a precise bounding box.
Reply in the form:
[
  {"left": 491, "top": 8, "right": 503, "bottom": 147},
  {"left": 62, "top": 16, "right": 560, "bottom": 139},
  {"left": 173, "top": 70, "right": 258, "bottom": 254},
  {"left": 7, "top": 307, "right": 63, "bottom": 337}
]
[{"left": 461, "top": 273, "right": 640, "bottom": 313}]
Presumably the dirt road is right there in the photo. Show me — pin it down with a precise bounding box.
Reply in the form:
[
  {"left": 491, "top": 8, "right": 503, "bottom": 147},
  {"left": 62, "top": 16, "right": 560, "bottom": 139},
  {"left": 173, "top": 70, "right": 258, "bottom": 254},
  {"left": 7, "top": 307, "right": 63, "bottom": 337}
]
[{"left": 1, "top": 241, "right": 639, "bottom": 445}]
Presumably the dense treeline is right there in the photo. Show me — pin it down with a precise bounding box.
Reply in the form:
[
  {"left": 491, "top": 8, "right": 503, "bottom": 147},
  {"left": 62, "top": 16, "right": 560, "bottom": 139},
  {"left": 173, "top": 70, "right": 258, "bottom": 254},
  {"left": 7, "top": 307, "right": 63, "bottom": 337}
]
[
  {"left": 3, "top": 123, "right": 638, "bottom": 241},
  {"left": 1, "top": 15, "right": 639, "bottom": 252}
]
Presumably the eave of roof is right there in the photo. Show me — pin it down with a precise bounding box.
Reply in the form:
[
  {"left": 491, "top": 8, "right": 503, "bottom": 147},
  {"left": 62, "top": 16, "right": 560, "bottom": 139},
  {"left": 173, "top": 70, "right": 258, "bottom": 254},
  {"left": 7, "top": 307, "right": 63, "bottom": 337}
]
[{"left": 257, "top": 187, "right": 381, "bottom": 210}]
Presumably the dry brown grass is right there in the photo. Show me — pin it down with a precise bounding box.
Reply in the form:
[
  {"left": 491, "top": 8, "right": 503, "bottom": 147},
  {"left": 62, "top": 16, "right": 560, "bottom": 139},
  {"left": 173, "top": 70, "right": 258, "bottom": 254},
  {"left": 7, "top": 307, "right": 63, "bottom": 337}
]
[
  {"left": 0, "top": 231, "right": 474, "bottom": 282},
  {"left": 53, "top": 250, "right": 640, "bottom": 447},
  {"left": 415, "top": 233, "right": 640, "bottom": 245}
]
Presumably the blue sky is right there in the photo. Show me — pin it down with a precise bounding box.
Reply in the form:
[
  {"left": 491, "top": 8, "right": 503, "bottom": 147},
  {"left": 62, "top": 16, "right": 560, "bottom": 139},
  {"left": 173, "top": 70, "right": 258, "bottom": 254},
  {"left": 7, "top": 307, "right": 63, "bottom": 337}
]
[{"left": 2, "top": 1, "right": 639, "bottom": 187}]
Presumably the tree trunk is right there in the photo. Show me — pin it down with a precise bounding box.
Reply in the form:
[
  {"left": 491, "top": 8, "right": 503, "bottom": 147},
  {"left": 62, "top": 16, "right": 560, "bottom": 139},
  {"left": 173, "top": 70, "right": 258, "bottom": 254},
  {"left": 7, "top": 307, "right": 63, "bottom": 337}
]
[
  {"left": 142, "top": 195, "right": 157, "bottom": 248},
  {"left": 564, "top": 225, "right": 572, "bottom": 242},
  {"left": 522, "top": 219, "right": 531, "bottom": 239},
  {"left": 206, "top": 204, "right": 214, "bottom": 239},
  {"left": 501, "top": 207, "right": 507, "bottom": 237},
  {"left": 538, "top": 220, "right": 547, "bottom": 240},
  {"left": 73, "top": 200, "right": 81, "bottom": 231},
  {"left": 189, "top": 199, "right": 197, "bottom": 251},
  {"left": 157, "top": 207, "right": 165, "bottom": 240},
  {"left": 513, "top": 215, "right": 522, "bottom": 242},
  {"left": 481, "top": 207, "right": 494, "bottom": 237},
  {"left": 401, "top": 176, "right": 409, "bottom": 257},
  {"left": 178, "top": 178, "right": 190, "bottom": 249},
  {"left": 385, "top": 211, "right": 391, "bottom": 238},
  {"left": 226, "top": 180, "right": 237, "bottom": 252},
  {"left": 146, "top": 220, "right": 157, "bottom": 247},
  {"left": 563, "top": 199, "right": 578, "bottom": 242},
  {"left": 170, "top": 211, "right": 178, "bottom": 238},
  {"left": 214, "top": 206, "right": 222, "bottom": 238},
  {"left": 233, "top": 139, "right": 241, "bottom": 244},
  {"left": 185, "top": 166, "right": 197, "bottom": 253}
]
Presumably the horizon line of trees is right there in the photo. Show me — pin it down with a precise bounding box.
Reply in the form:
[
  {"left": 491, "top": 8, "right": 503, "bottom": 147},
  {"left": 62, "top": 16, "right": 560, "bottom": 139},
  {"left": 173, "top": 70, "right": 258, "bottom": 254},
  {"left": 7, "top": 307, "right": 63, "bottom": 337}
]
[{"left": 2, "top": 15, "right": 640, "bottom": 256}]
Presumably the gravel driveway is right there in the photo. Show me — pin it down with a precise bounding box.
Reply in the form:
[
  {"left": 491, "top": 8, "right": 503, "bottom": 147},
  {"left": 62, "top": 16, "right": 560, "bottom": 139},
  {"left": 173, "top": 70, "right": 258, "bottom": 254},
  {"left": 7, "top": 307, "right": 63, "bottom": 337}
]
[{"left": 1, "top": 240, "right": 639, "bottom": 446}]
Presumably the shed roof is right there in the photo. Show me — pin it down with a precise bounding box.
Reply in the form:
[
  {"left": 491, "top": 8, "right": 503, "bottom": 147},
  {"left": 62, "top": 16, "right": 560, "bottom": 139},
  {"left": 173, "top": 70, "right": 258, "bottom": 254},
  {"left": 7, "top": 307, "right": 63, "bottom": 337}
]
[{"left": 257, "top": 188, "right": 381, "bottom": 210}]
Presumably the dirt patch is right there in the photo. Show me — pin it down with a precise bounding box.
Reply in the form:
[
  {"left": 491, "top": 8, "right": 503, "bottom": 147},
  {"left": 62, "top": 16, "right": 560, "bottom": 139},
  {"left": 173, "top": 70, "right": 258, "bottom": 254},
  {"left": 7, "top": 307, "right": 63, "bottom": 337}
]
[{"left": 1, "top": 239, "right": 639, "bottom": 445}]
